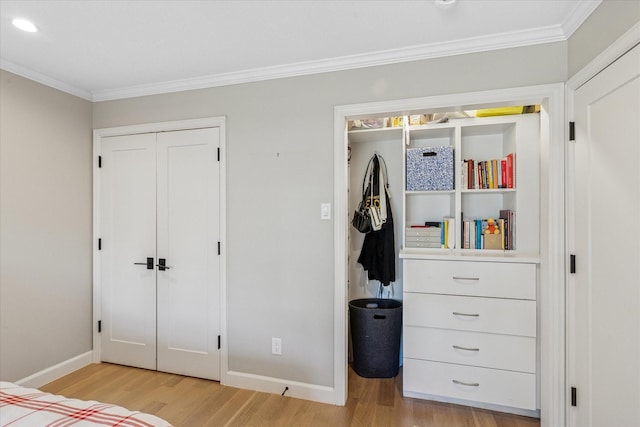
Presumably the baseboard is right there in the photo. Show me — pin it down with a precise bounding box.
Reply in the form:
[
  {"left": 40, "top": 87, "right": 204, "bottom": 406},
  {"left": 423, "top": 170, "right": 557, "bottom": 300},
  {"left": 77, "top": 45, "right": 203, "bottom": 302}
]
[
  {"left": 224, "top": 370, "right": 339, "bottom": 405},
  {"left": 403, "top": 390, "right": 540, "bottom": 418},
  {"left": 15, "top": 351, "right": 93, "bottom": 389}
]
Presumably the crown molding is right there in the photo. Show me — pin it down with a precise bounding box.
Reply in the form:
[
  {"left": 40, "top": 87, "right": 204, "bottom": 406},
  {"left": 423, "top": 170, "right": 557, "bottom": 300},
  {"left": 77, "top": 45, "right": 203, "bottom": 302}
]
[
  {"left": 1, "top": 22, "right": 578, "bottom": 103},
  {"left": 561, "top": 0, "right": 602, "bottom": 38},
  {"left": 92, "top": 24, "right": 567, "bottom": 102},
  {"left": 0, "top": 59, "right": 92, "bottom": 101}
]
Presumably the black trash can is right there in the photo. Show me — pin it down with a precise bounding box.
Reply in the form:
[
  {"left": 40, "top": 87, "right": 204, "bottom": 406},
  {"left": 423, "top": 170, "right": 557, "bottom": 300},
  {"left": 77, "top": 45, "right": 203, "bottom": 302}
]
[{"left": 349, "top": 298, "right": 402, "bottom": 378}]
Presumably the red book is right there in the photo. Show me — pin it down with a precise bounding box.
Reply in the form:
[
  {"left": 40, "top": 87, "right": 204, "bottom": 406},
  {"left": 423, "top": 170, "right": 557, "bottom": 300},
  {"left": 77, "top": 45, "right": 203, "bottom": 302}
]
[
  {"left": 501, "top": 159, "right": 507, "bottom": 188},
  {"left": 506, "top": 153, "right": 515, "bottom": 188}
]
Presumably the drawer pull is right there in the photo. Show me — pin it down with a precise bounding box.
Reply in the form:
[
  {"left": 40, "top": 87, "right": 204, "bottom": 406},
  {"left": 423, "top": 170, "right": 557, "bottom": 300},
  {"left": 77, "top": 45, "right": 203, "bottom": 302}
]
[
  {"left": 452, "top": 276, "right": 480, "bottom": 281},
  {"left": 452, "top": 379, "right": 480, "bottom": 387},
  {"left": 453, "top": 345, "right": 480, "bottom": 352},
  {"left": 452, "top": 312, "right": 480, "bottom": 317}
]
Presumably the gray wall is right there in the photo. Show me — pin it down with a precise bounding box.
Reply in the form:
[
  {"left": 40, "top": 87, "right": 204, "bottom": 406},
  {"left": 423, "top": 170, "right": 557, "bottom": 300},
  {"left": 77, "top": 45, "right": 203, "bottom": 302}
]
[
  {"left": 568, "top": 0, "right": 640, "bottom": 77},
  {"left": 0, "top": 70, "right": 93, "bottom": 381},
  {"left": 94, "top": 42, "right": 567, "bottom": 387}
]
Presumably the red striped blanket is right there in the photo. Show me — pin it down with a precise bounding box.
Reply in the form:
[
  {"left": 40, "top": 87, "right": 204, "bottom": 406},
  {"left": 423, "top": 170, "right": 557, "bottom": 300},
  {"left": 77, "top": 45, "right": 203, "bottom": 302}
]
[{"left": 0, "top": 382, "right": 172, "bottom": 426}]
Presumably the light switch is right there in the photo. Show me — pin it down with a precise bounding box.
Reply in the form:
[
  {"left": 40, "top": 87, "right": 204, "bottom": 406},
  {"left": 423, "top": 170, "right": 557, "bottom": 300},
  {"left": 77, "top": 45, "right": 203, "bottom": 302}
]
[{"left": 321, "top": 203, "right": 331, "bottom": 220}]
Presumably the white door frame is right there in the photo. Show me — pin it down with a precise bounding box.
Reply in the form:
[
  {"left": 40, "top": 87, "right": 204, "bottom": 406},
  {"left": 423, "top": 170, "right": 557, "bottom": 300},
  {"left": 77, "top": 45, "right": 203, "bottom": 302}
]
[
  {"left": 566, "top": 22, "right": 640, "bottom": 427},
  {"left": 92, "top": 117, "right": 227, "bottom": 384},
  {"left": 333, "top": 84, "right": 566, "bottom": 427}
]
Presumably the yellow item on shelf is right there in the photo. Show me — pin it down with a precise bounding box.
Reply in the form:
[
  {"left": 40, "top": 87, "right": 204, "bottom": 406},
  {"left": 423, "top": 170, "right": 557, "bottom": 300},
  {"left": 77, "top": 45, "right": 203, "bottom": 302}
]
[{"left": 475, "top": 105, "right": 540, "bottom": 117}]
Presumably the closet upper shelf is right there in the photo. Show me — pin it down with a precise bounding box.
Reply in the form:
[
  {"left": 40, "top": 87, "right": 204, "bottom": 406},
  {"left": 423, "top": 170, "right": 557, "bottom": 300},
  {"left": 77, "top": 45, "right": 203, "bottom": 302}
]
[{"left": 348, "top": 126, "right": 402, "bottom": 144}]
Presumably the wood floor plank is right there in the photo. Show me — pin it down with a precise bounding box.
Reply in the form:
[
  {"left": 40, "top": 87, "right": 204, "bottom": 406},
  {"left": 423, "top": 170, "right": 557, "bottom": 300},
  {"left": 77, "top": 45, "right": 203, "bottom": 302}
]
[{"left": 41, "top": 363, "right": 541, "bottom": 427}]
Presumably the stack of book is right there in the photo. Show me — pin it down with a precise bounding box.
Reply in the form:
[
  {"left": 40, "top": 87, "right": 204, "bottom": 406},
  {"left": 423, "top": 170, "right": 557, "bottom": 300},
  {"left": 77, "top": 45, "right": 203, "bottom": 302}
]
[
  {"left": 406, "top": 218, "right": 456, "bottom": 249},
  {"left": 461, "top": 153, "right": 515, "bottom": 190}
]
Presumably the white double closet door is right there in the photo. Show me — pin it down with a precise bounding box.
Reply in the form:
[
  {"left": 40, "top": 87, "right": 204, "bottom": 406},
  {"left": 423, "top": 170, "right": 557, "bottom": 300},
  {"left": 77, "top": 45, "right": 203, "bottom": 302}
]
[{"left": 99, "top": 127, "right": 220, "bottom": 381}]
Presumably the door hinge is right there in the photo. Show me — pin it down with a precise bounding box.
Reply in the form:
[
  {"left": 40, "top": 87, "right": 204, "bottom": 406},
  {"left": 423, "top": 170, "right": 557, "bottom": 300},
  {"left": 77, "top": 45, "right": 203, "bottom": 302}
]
[
  {"left": 570, "top": 254, "right": 576, "bottom": 274},
  {"left": 98, "top": 155, "right": 102, "bottom": 168},
  {"left": 98, "top": 238, "right": 102, "bottom": 250},
  {"left": 98, "top": 320, "right": 102, "bottom": 333},
  {"left": 218, "top": 335, "right": 221, "bottom": 350},
  {"left": 217, "top": 147, "right": 220, "bottom": 162},
  {"left": 571, "top": 386, "right": 577, "bottom": 406},
  {"left": 569, "top": 122, "right": 575, "bottom": 141},
  {"left": 218, "top": 241, "right": 221, "bottom": 255}
]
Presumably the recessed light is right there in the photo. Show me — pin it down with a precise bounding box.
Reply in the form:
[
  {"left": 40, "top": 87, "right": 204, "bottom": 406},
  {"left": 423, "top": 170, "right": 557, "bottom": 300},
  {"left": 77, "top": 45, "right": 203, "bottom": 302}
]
[
  {"left": 434, "top": 0, "right": 457, "bottom": 9},
  {"left": 11, "top": 18, "right": 38, "bottom": 33}
]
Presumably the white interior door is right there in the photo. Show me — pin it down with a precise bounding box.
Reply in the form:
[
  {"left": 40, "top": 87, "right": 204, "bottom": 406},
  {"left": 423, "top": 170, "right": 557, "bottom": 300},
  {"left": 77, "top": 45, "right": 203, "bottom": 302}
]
[
  {"left": 100, "top": 127, "right": 221, "bottom": 381},
  {"left": 100, "top": 133, "right": 157, "bottom": 370},
  {"left": 156, "top": 128, "right": 221, "bottom": 380},
  {"left": 569, "top": 43, "right": 640, "bottom": 427}
]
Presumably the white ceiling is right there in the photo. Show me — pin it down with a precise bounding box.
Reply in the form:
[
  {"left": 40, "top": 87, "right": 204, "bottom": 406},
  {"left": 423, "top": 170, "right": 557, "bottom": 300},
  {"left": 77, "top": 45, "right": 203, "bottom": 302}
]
[{"left": 0, "top": 0, "right": 601, "bottom": 101}]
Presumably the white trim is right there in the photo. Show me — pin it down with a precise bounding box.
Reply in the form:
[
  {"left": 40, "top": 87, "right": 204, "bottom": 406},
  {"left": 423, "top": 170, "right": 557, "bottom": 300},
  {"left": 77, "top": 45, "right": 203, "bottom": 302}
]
[
  {"left": 334, "top": 84, "right": 565, "bottom": 426},
  {"left": 92, "top": 117, "right": 227, "bottom": 384},
  {"left": 91, "top": 25, "right": 566, "bottom": 102},
  {"left": 4, "top": 21, "right": 585, "bottom": 103},
  {"left": 561, "top": 1, "right": 602, "bottom": 39},
  {"left": 15, "top": 352, "right": 93, "bottom": 389},
  {"left": 224, "top": 371, "right": 337, "bottom": 405},
  {"left": 333, "top": 112, "right": 348, "bottom": 406},
  {"left": 568, "top": 21, "right": 640, "bottom": 90},
  {"left": 538, "top": 85, "right": 567, "bottom": 427},
  {"left": 0, "top": 59, "right": 92, "bottom": 101},
  {"left": 403, "top": 390, "right": 540, "bottom": 418}
]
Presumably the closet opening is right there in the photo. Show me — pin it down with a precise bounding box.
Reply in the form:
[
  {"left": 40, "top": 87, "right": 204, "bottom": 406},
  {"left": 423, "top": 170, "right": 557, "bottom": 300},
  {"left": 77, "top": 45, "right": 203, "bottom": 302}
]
[{"left": 334, "top": 84, "right": 565, "bottom": 424}]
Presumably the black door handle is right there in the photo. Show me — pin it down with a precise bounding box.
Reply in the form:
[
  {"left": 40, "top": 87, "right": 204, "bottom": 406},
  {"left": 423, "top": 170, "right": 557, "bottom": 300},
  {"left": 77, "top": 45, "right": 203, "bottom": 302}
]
[
  {"left": 133, "top": 257, "right": 154, "bottom": 270},
  {"left": 156, "top": 258, "right": 172, "bottom": 271}
]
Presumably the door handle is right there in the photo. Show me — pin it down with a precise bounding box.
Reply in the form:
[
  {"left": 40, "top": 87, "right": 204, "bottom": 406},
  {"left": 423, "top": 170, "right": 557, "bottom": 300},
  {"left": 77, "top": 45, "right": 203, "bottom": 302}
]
[
  {"left": 156, "top": 258, "right": 172, "bottom": 271},
  {"left": 133, "top": 257, "right": 154, "bottom": 270}
]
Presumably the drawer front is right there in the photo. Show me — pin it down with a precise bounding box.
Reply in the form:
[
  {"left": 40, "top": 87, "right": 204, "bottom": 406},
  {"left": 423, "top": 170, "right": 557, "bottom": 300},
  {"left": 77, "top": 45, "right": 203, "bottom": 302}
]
[
  {"left": 404, "top": 259, "right": 536, "bottom": 300},
  {"left": 404, "top": 293, "right": 536, "bottom": 337},
  {"left": 404, "top": 326, "right": 536, "bottom": 373},
  {"left": 403, "top": 359, "right": 537, "bottom": 410}
]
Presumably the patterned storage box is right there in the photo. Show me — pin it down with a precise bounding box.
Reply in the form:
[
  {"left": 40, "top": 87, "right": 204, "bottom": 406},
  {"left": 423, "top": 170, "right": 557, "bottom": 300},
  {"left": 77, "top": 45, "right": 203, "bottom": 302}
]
[{"left": 406, "top": 146, "right": 454, "bottom": 191}]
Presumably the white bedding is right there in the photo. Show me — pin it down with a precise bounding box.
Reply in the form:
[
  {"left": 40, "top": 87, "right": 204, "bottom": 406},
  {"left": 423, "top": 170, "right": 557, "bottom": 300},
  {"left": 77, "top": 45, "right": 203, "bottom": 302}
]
[{"left": 0, "top": 382, "right": 172, "bottom": 426}]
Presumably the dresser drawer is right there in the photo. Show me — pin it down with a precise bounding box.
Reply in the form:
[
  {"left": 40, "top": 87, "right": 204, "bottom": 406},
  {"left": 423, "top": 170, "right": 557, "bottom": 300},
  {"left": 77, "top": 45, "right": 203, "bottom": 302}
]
[
  {"left": 404, "top": 293, "right": 536, "bottom": 336},
  {"left": 404, "top": 326, "right": 536, "bottom": 373},
  {"left": 403, "top": 359, "right": 537, "bottom": 410},
  {"left": 404, "top": 259, "right": 536, "bottom": 300}
]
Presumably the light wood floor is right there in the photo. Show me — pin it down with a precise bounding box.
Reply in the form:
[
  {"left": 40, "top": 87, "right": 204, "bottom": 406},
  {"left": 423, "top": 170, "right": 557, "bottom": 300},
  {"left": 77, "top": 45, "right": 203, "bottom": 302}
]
[{"left": 41, "top": 363, "right": 540, "bottom": 427}]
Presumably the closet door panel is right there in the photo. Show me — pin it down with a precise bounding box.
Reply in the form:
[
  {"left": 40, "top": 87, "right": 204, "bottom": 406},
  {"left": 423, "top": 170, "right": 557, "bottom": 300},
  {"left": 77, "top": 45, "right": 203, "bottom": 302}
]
[
  {"left": 100, "top": 133, "right": 157, "bottom": 370},
  {"left": 156, "top": 128, "right": 221, "bottom": 380}
]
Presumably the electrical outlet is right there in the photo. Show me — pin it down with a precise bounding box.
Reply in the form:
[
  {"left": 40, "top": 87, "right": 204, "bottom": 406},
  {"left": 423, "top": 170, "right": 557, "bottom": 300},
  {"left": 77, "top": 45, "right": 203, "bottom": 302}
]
[{"left": 272, "top": 338, "right": 282, "bottom": 355}]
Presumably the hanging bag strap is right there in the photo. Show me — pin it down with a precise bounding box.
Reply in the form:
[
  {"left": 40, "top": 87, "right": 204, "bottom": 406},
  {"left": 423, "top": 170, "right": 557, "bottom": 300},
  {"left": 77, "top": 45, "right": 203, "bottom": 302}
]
[
  {"left": 377, "top": 153, "right": 391, "bottom": 198},
  {"left": 362, "top": 155, "right": 375, "bottom": 203}
]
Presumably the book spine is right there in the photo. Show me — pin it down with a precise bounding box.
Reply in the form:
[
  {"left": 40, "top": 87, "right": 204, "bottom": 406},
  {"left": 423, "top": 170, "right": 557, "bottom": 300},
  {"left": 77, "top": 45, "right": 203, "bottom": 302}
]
[
  {"left": 448, "top": 217, "right": 455, "bottom": 249},
  {"left": 462, "top": 161, "right": 468, "bottom": 190},
  {"left": 506, "top": 153, "right": 514, "bottom": 188}
]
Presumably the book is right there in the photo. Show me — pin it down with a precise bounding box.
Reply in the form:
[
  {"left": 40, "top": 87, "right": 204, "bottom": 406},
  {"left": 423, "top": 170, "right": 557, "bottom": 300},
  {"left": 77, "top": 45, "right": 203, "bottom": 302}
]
[
  {"left": 506, "top": 153, "right": 515, "bottom": 188},
  {"left": 499, "top": 209, "right": 514, "bottom": 250}
]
